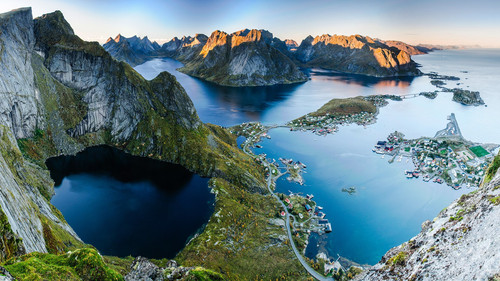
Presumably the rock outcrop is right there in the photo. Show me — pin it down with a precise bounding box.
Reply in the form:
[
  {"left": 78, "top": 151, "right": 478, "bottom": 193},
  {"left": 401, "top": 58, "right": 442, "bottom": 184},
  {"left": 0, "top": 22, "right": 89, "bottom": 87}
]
[
  {"left": 379, "top": 40, "right": 427, "bottom": 55},
  {"left": 284, "top": 39, "right": 299, "bottom": 52},
  {"left": 124, "top": 257, "right": 224, "bottom": 281},
  {"left": 295, "top": 34, "right": 421, "bottom": 77},
  {"left": 157, "top": 34, "right": 208, "bottom": 62},
  {"left": 0, "top": 8, "right": 43, "bottom": 139},
  {"left": 357, "top": 159, "right": 500, "bottom": 281},
  {"left": 176, "top": 29, "right": 307, "bottom": 86},
  {"left": 103, "top": 34, "right": 161, "bottom": 66}
]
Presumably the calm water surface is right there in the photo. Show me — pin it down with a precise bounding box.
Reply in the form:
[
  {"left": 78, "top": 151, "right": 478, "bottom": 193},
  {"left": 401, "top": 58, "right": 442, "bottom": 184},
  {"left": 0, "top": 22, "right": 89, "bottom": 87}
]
[
  {"left": 48, "top": 146, "right": 213, "bottom": 259},
  {"left": 134, "top": 49, "right": 500, "bottom": 264}
]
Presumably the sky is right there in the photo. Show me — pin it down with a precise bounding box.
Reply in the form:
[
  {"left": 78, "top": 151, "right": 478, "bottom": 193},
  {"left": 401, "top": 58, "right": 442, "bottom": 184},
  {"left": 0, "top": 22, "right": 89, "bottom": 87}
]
[{"left": 1, "top": 0, "right": 499, "bottom": 47}]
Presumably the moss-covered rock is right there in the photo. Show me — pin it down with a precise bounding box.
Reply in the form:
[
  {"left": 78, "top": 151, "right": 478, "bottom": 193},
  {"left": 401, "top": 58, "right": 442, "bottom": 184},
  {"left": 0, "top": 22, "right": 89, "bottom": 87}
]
[{"left": 3, "top": 248, "right": 123, "bottom": 281}]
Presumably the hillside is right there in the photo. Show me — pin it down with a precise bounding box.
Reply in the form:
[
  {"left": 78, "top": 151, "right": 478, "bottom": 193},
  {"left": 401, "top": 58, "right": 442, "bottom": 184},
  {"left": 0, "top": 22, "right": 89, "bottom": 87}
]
[
  {"left": 174, "top": 29, "right": 307, "bottom": 86},
  {"left": 356, "top": 155, "right": 500, "bottom": 280},
  {"left": 379, "top": 39, "right": 427, "bottom": 55},
  {"left": 295, "top": 34, "right": 421, "bottom": 77},
  {"left": 0, "top": 7, "right": 308, "bottom": 280}
]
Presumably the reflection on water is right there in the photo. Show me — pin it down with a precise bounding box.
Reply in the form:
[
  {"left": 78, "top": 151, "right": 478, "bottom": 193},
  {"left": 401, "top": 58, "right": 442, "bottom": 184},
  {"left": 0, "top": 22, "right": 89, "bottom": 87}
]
[
  {"left": 134, "top": 49, "right": 500, "bottom": 264},
  {"left": 135, "top": 58, "right": 436, "bottom": 126},
  {"left": 306, "top": 68, "right": 414, "bottom": 89},
  {"left": 47, "top": 146, "right": 213, "bottom": 259}
]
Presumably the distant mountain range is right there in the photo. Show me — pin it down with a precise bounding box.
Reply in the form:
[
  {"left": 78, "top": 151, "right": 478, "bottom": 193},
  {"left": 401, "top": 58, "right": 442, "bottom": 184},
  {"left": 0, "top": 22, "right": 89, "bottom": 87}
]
[
  {"left": 102, "top": 30, "right": 471, "bottom": 86},
  {"left": 165, "top": 29, "right": 307, "bottom": 86},
  {"left": 294, "top": 35, "right": 421, "bottom": 77},
  {"left": 103, "top": 34, "right": 161, "bottom": 66}
]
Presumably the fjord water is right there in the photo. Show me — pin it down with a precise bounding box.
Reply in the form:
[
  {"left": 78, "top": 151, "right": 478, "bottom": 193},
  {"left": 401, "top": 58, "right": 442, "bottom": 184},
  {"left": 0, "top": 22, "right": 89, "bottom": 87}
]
[
  {"left": 48, "top": 146, "right": 213, "bottom": 258},
  {"left": 134, "top": 49, "right": 500, "bottom": 265}
]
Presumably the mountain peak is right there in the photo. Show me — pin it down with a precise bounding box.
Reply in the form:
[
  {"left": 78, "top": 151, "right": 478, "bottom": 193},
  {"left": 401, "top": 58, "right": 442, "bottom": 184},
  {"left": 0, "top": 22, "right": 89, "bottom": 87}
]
[{"left": 114, "top": 34, "right": 124, "bottom": 43}]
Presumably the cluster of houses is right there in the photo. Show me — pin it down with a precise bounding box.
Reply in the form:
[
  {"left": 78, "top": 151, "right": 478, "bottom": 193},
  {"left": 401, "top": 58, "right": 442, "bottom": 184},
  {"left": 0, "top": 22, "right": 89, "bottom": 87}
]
[
  {"left": 288, "top": 111, "right": 377, "bottom": 136},
  {"left": 374, "top": 132, "right": 496, "bottom": 189}
]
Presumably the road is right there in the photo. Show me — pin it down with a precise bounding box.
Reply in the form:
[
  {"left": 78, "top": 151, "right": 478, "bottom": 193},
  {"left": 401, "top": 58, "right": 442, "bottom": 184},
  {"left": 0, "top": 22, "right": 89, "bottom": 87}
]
[{"left": 243, "top": 130, "right": 333, "bottom": 281}]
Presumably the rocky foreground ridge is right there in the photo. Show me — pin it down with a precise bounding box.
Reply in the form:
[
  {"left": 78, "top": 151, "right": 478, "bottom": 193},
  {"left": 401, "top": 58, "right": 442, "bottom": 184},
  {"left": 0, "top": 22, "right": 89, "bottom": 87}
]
[{"left": 356, "top": 157, "right": 500, "bottom": 281}]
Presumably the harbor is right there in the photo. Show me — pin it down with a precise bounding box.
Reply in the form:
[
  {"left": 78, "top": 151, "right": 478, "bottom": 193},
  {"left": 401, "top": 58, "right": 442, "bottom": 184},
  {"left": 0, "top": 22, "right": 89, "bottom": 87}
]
[{"left": 373, "top": 114, "right": 499, "bottom": 189}]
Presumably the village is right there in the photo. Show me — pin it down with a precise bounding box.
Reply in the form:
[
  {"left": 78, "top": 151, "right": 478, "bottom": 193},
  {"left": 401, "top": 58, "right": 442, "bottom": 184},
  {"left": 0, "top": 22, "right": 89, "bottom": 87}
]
[
  {"left": 287, "top": 95, "right": 403, "bottom": 136},
  {"left": 288, "top": 111, "right": 375, "bottom": 136},
  {"left": 373, "top": 116, "right": 498, "bottom": 189},
  {"left": 230, "top": 122, "right": 335, "bottom": 270}
]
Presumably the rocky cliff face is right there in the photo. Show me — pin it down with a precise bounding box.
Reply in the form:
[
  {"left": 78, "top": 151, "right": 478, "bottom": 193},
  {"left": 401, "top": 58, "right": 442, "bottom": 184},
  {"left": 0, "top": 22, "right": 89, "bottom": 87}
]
[
  {"left": 176, "top": 29, "right": 307, "bottom": 86},
  {"left": 103, "top": 34, "right": 161, "bottom": 66},
  {"left": 0, "top": 8, "right": 43, "bottom": 139},
  {"left": 0, "top": 125, "right": 82, "bottom": 259},
  {"left": 295, "top": 34, "right": 421, "bottom": 77},
  {"left": 284, "top": 39, "right": 299, "bottom": 52},
  {"left": 379, "top": 40, "right": 427, "bottom": 56},
  {"left": 158, "top": 34, "right": 208, "bottom": 61},
  {"left": 356, "top": 159, "right": 500, "bottom": 281}
]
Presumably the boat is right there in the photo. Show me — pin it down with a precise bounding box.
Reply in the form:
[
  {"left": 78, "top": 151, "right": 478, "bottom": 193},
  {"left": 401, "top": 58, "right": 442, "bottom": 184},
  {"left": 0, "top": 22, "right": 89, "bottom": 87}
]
[{"left": 317, "top": 206, "right": 323, "bottom": 210}]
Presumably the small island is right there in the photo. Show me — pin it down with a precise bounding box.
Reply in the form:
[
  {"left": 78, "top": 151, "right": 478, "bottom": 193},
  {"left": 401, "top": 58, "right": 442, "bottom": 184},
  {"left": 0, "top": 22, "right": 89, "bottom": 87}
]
[
  {"left": 449, "top": 88, "right": 485, "bottom": 106},
  {"left": 287, "top": 95, "right": 403, "bottom": 136}
]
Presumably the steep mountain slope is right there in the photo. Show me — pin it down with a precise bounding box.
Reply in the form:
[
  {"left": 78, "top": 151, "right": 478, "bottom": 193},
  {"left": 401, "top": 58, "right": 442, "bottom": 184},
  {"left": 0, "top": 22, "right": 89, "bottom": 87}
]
[
  {"left": 0, "top": 8, "right": 307, "bottom": 280},
  {"left": 379, "top": 39, "right": 427, "bottom": 55},
  {"left": 176, "top": 29, "right": 307, "bottom": 86},
  {"left": 356, "top": 156, "right": 500, "bottom": 281},
  {"left": 0, "top": 8, "right": 83, "bottom": 261},
  {"left": 103, "top": 34, "right": 160, "bottom": 66},
  {"left": 295, "top": 34, "right": 421, "bottom": 77},
  {"left": 157, "top": 34, "right": 208, "bottom": 61},
  {"left": 284, "top": 39, "right": 299, "bottom": 52}
]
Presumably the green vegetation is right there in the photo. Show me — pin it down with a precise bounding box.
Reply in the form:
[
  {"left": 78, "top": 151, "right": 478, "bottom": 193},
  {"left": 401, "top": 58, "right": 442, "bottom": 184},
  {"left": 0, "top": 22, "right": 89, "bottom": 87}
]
[
  {"left": 176, "top": 178, "right": 307, "bottom": 280},
  {"left": 187, "top": 267, "right": 225, "bottom": 281},
  {"left": 4, "top": 11, "right": 303, "bottom": 280},
  {"left": 489, "top": 196, "right": 500, "bottom": 205},
  {"left": 449, "top": 209, "right": 465, "bottom": 222},
  {"left": 40, "top": 215, "right": 86, "bottom": 254},
  {"left": 0, "top": 207, "right": 24, "bottom": 263},
  {"left": 102, "top": 256, "right": 134, "bottom": 277},
  {"left": 485, "top": 154, "right": 500, "bottom": 183},
  {"left": 387, "top": 251, "right": 407, "bottom": 266},
  {"left": 3, "top": 248, "right": 123, "bottom": 281},
  {"left": 469, "top": 146, "right": 490, "bottom": 158},
  {"left": 310, "top": 97, "right": 376, "bottom": 117},
  {"left": 17, "top": 129, "right": 57, "bottom": 169}
]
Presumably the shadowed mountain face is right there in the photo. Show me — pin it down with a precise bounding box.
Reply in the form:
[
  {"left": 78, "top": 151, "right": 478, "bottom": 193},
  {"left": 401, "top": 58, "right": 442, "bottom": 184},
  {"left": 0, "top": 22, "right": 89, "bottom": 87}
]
[
  {"left": 103, "top": 34, "right": 161, "bottom": 66},
  {"left": 379, "top": 40, "right": 427, "bottom": 56},
  {"left": 102, "top": 30, "right": 425, "bottom": 84},
  {"left": 165, "top": 29, "right": 308, "bottom": 87},
  {"left": 295, "top": 34, "right": 422, "bottom": 77}
]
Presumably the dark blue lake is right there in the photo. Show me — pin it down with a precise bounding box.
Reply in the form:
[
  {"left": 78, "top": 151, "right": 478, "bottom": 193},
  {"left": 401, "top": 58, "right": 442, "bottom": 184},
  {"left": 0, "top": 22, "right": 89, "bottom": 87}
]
[
  {"left": 47, "top": 146, "right": 213, "bottom": 259},
  {"left": 134, "top": 49, "right": 500, "bottom": 265}
]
